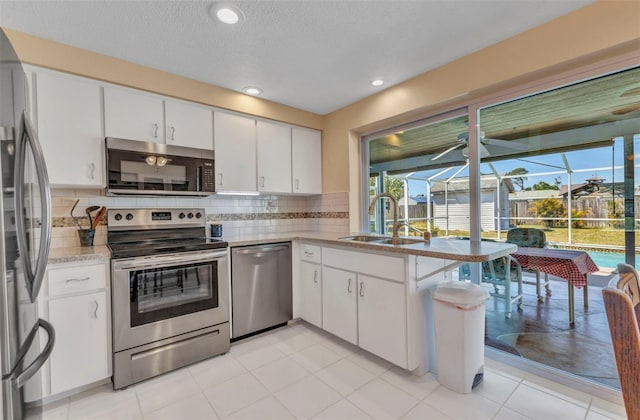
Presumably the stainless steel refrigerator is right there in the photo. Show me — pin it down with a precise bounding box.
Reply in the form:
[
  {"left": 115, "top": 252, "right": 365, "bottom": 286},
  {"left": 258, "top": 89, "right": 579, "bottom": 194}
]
[{"left": 0, "top": 29, "right": 55, "bottom": 419}]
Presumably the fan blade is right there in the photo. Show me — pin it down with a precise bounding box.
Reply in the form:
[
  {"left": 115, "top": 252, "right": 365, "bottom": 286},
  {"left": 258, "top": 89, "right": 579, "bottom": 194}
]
[
  {"left": 482, "top": 138, "right": 528, "bottom": 151},
  {"left": 432, "top": 143, "right": 464, "bottom": 160}
]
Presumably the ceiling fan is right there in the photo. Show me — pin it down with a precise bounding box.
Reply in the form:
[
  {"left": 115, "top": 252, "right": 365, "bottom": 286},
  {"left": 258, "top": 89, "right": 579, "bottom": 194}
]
[{"left": 431, "top": 131, "right": 528, "bottom": 161}]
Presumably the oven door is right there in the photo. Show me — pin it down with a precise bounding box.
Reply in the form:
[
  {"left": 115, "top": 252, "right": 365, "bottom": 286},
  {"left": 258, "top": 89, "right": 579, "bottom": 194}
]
[{"left": 111, "top": 249, "right": 229, "bottom": 352}]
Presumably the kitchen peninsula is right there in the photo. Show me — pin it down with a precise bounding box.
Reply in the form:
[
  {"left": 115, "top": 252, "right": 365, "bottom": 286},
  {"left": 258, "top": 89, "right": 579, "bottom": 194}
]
[{"left": 41, "top": 231, "right": 515, "bottom": 401}]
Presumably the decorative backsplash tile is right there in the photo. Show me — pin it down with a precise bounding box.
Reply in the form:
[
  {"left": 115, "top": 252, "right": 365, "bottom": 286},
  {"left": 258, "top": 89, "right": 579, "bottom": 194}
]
[{"left": 49, "top": 189, "right": 349, "bottom": 248}]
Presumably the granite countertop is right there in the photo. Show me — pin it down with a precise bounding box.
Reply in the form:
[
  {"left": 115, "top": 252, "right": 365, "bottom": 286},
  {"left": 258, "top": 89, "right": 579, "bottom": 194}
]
[
  {"left": 226, "top": 231, "right": 517, "bottom": 263},
  {"left": 47, "top": 245, "right": 111, "bottom": 265},
  {"left": 48, "top": 232, "right": 516, "bottom": 264}
]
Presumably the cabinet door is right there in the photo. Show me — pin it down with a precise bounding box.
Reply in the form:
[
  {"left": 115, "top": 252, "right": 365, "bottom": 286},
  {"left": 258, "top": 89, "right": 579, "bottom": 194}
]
[
  {"left": 299, "top": 261, "right": 322, "bottom": 327},
  {"left": 213, "top": 111, "right": 257, "bottom": 192},
  {"left": 322, "top": 267, "right": 357, "bottom": 345},
  {"left": 104, "top": 87, "right": 164, "bottom": 143},
  {"left": 35, "top": 71, "right": 103, "bottom": 186},
  {"left": 291, "top": 128, "right": 321, "bottom": 194},
  {"left": 257, "top": 121, "right": 292, "bottom": 193},
  {"left": 357, "top": 275, "right": 407, "bottom": 368},
  {"left": 48, "top": 291, "right": 108, "bottom": 394},
  {"left": 165, "top": 100, "right": 213, "bottom": 149}
]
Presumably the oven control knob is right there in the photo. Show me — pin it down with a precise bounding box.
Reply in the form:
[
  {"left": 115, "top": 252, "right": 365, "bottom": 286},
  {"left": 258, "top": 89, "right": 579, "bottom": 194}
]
[
  {"left": 187, "top": 212, "right": 194, "bottom": 219},
  {"left": 126, "top": 213, "right": 133, "bottom": 221},
  {"left": 179, "top": 212, "right": 186, "bottom": 219},
  {"left": 195, "top": 212, "right": 202, "bottom": 219},
  {"left": 114, "top": 213, "right": 122, "bottom": 221}
]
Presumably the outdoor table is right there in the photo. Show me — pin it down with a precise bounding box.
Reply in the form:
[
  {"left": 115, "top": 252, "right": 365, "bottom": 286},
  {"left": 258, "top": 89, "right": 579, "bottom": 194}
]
[{"left": 510, "top": 247, "right": 599, "bottom": 326}]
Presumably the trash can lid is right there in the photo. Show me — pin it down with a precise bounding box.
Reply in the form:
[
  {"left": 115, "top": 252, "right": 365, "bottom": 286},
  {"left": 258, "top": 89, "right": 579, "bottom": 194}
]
[{"left": 433, "top": 281, "right": 489, "bottom": 306}]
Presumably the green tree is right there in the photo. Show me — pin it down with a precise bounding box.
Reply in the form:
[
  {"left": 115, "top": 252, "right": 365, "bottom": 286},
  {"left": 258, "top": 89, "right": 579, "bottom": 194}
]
[
  {"left": 529, "top": 198, "right": 564, "bottom": 228},
  {"left": 384, "top": 177, "right": 404, "bottom": 200},
  {"left": 369, "top": 176, "right": 404, "bottom": 200},
  {"left": 531, "top": 181, "right": 559, "bottom": 191},
  {"left": 506, "top": 167, "right": 528, "bottom": 191}
]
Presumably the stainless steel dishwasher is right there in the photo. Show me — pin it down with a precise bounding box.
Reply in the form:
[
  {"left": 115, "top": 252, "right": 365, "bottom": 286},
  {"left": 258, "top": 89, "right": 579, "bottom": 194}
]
[{"left": 231, "top": 242, "right": 292, "bottom": 339}]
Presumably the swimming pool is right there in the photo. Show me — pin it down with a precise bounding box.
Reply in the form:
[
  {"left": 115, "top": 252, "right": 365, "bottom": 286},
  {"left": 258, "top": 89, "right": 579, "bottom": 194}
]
[{"left": 560, "top": 249, "right": 639, "bottom": 270}]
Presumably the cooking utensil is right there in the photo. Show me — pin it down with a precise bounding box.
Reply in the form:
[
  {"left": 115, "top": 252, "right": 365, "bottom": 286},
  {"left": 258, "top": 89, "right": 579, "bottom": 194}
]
[
  {"left": 92, "top": 206, "right": 107, "bottom": 229},
  {"left": 70, "top": 199, "right": 84, "bottom": 230},
  {"left": 85, "top": 205, "right": 100, "bottom": 229}
]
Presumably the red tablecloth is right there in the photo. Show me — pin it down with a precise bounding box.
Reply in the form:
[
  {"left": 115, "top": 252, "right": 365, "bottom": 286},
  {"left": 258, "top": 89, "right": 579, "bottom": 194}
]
[{"left": 511, "top": 247, "right": 599, "bottom": 288}]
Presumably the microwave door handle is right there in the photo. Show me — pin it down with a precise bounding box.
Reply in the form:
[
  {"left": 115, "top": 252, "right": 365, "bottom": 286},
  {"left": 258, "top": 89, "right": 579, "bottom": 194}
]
[
  {"left": 196, "top": 166, "right": 202, "bottom": 192},
  {"left": 14, "top": 319, "right": 55, "bottom": 388},
  {"left": 14, "top": 113, "right": 52, "bottom": 303}
]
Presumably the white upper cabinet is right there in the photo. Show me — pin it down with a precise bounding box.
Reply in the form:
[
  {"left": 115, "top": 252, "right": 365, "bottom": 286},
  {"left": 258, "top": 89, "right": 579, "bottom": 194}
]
[
  {"left": 165, "top": 100, "right": 213, "bottom": 149},
  {"left": 34, "top": 70, "right": 103, "bottom": 187},
  {"left": 291, "top": 127, "right": 321, "bottom": 194},
  {"left": 213, "top": 111, "right": 257, "bottom": 193},
  {"left": 257, "top": 120, "right": 292, "bottom": 194},
  {"left": 104, "top": 87, "right": 164, "bottom": 143}
]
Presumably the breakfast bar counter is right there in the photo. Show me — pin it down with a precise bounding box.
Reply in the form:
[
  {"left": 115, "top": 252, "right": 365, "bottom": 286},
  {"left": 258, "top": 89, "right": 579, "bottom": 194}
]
[{"left": 224, "top": 231, "right": 517, "bottom": 263}]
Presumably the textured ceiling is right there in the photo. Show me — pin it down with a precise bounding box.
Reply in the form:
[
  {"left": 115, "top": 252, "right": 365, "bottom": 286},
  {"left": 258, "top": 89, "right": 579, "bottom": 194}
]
[{"left": 0, "top": 0, "right": 594, "bottom": 115}]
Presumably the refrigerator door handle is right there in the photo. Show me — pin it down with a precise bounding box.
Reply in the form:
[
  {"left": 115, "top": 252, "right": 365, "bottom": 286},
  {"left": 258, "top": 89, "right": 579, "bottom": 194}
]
[
  {"left": 14, "top": 319, "right": 55, "bottom": 388},
  {"left": 14, "top": 112, "right": 52, "bottom": 302}
]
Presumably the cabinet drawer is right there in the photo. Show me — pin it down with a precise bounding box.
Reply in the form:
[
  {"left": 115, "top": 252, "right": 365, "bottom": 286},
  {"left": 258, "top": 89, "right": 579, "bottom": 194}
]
[
  {"left": 322, "top": 247, "right": 404, "bottom": 282},
  {"left": 48, "top": 264, "right": 106, "bottom": 297},
  {"left": 300, "top": 243, "right": 321, "bottom": 263}
]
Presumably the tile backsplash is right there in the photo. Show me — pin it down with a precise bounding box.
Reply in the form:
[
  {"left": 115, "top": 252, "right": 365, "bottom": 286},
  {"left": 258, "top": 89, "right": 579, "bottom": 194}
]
[{"left": 51, "top": 189, "right": 349, "bottom": 248}]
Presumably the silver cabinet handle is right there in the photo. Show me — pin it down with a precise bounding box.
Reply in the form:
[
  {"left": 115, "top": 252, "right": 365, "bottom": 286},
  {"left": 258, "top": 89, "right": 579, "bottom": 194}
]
[
  {"left": 65, "top": 276, "right": 90, "bottom": 283},
  {"left": 169, "top": 126, "right": 175, "bottom": 141},
  {"left": 304, "top": 250, "right": 314, "bottom": 256},
  {"left": 260, "top": 176, "right": 265, "bottom": 188},
  {"left": 219, "top": 172, "right": 223, "bottom": 186},
  {"left": 295, "top": 178, "right": 299, "bottom": 190},
  {"left": 152, "top": 123, "right": 159, "bottom": 138},
  {"left": 313, "top": 270, "right": 318, "bottom": 284},
  {"left": 89, "top": 162, "right": 95, "bottom": 180},
  {"left": 348, "top": 278, "right": 352, "bottom": 293},
  {"left": 92, "top": 300, "right": 99, "bottom": 319},
  {"left": 359, "top": 281, "right": 364, "bottom": 297}
]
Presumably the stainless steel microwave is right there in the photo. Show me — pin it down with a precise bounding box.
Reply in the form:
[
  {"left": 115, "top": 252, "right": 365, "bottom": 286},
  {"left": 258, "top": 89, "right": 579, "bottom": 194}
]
[{"left": 105, "top": 138, "right": 215, "bottom": 196}]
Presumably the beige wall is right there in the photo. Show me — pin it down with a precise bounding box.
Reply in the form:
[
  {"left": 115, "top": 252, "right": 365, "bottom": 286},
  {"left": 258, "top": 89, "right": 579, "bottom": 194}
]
[
  {"left": 322, "top": 1, "right": 640, "bottom": 229},
  {"left": 2, "top": 27, "right": 324, "bottom": 131}
]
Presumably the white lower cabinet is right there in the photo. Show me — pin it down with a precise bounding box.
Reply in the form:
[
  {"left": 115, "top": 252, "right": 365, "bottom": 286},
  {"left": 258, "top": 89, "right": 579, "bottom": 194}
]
[
  {"left": 357, "top": 274, "right": 407, "bottom": 367},
  {"left": 299, "top": 261, "right": 322, "bottom": 328},
  {"left": 321, "top": 267, "right": 357, "bottom": 345},
  {"left": 34, "top": 261, "right": 111, "bottom": 399},
  {"left": 301, "top": 244, "right": 411, "bottom": 369},
  {"left": 48, "top": 291, "right": 108, "bottom": 394}
]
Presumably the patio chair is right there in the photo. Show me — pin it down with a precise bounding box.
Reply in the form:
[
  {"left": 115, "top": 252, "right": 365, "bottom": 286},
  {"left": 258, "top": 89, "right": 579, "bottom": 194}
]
[
  {"left": 602, "top": 264, "right": 640, "bottom": 418},
  {"left": 506, "top": 227, "right": 550, "bottom": 302},
  {"left": 459, "top": 256, "right": 523, "bottom": 318}
]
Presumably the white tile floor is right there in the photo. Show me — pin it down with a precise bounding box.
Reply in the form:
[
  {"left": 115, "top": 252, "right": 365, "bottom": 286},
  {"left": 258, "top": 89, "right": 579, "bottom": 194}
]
[{"left": 39, "top": 322, "right": 627, "bottom": 420}]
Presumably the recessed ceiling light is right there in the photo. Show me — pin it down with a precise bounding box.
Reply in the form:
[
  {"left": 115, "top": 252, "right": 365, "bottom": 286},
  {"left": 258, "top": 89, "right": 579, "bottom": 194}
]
[
  {"left": 371, "top": 79, "right": 384, "bottom": 87},
  {"left": 243, "top": 86, "right": 263, "bottom": 96},
  {"left": 216, "top": 7, "right": 239, "bottom": 24}
]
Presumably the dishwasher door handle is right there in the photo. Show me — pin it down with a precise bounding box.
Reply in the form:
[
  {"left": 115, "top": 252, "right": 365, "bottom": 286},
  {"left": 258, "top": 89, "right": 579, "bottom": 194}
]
[{"left": 234, "top": 245, "right": 290, "bottom": 255}]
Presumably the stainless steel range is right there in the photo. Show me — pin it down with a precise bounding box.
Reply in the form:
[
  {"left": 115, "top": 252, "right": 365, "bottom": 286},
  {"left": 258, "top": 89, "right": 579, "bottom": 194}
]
[{"left": 107, "top": 208, "right": 229, "bottom": 389}]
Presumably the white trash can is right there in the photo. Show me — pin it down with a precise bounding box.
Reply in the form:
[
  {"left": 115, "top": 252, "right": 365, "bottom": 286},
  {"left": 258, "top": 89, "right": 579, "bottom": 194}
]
[{"left": 432, "top": 281, "right": 489, "bottom": 394}]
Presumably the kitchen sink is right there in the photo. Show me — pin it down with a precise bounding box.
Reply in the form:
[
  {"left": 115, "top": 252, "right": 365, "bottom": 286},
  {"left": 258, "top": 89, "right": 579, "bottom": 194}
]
[
  {"left": 339, "top": 235, "right": 425, "bottom": 246},
  {"left": 339, "top": 235, "right": 387, "bottom": 242},
  {"left": 372, "top": 237, "right": 424, "bottom": 245}
]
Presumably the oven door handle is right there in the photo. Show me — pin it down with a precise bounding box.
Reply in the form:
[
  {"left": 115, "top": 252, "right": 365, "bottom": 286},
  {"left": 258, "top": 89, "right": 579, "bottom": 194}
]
[{"left": 115, "top": 250, "right": 228, "bottom": 270}]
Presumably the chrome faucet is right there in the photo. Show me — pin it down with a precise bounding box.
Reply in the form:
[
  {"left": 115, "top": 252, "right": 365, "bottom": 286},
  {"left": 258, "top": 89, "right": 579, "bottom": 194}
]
[{"left": 368, "top": 193, "right": 401, "bottom": 239}]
